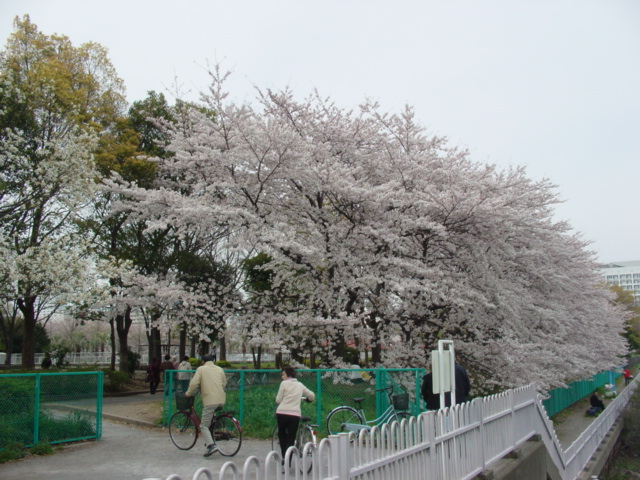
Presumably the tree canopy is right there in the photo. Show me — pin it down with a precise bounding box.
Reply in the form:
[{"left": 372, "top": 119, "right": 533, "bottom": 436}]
[
  {"left": 107, "top": 66, "right": 628, "bottom": 390},
  {"left": 0, "top": 15, "right": 126, "bottom": 367}
]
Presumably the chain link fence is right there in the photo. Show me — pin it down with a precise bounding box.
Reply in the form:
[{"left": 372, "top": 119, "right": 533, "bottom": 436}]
[
  {"left": 162, "top": 367, "right": 425, "bottom": 438},
  {"left": 0, "top": 372, "right": 102, "bottom": 450}
]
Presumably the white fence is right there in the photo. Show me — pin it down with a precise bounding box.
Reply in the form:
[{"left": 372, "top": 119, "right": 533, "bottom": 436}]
[
  {"left": 155, "top": 379, "right": 637, "bottom": 480},
  {"left": 6, "top": 352, "right": 275, "bottom": 366},
  {"left": 8, "top": 352, "right": 115, "bottom": 366}
]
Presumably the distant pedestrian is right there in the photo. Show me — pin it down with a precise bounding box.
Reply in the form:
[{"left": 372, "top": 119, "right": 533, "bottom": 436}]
[
  {"left": 624, "top": 367, "right": 632, "bottom": 386},
  {"left": 211, "top": 344, "right": 217, "bottom": 363},
  {"left": 161, "top": 354, "right": 175, "bottom": 395},
  {"left": 147, "top": 358, "right": 161, "bottom": 394},
  {"left": 41, "top": 354, "right": 52, "bottom": 370},
  {"left": 177, "top": 356, "right": 193, "bottom": 392}
]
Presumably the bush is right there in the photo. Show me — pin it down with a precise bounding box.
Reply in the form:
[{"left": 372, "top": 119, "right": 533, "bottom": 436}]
[
  {"left": 31, "top": 441, "right": 54, "bottom": 456},
  {"left": 103, "top": 369, "right": 130, "bottom": 393},
  {"left": 215, "top": 360, "right": 232, "bottom": 369},
  {"left": 0, "top": 441, "right": 26, "bottom": 463},
  {"left": 127, "top": 349, "right": 141, "bottom": 374}
]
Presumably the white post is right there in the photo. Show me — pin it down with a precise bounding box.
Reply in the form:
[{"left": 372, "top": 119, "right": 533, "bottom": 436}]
[{"left": 432, "top": 340, "right": 456, "bottom": 408}]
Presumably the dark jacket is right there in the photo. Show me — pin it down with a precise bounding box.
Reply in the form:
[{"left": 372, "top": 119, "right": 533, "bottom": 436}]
[{"left": 422, "top": 364, "right": 471, "bottom": 410}]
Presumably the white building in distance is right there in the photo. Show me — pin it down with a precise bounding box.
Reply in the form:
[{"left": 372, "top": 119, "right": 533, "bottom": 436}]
[{"left": 600, "top": 260, "right": 640, "bottom": 305}]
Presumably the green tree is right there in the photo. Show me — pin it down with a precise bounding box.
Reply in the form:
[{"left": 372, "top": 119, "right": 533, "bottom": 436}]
[{"left": 0, "top": 15, "right": 126, "bottom": 368}]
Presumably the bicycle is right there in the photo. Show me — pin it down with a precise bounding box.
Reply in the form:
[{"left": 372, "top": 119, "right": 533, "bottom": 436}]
[
  {"left": 168, "top": 393, "right": 242, "bottom": 456},
  {"left": 271, "top": 413, "right": 318, "bottom": 473},
  {"left": 326, "top": 386, "right": 411, "bottom": 435}
]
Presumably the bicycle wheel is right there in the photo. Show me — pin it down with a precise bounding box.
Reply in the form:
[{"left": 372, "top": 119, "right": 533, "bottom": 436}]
[
  {"left": 210, "top": 414, "right": 242, "bottom": 456},
  {"left": 326, "top": 406, "right": 364, "bottom": 435},
  {"left": 169, "top": 411, "right": 198, "bottom": 450},
  {"left": 396, "top": 411, "right": 412, "bottom": 422},
  {"left": 298, "top": 425, "right": 316, "bottom": 473}
]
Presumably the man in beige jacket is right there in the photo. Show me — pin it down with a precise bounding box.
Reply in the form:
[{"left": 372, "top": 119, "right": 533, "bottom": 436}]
[{"left": 185, "top": 354, "right": 227, "bottom": 457}]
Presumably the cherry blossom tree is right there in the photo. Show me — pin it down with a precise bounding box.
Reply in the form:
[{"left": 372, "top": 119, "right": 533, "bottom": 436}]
[{"left": 111, "top": 66, "right": 627, "bottom": 390}]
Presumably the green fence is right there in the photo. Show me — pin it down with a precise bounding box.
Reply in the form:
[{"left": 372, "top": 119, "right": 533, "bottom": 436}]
[
  {"left": 162, "top": 367, "right": 425, "bottom": 438},
  {"left": 542, "top": 370, "right": 620, "bottom": 417},
  {"left": 0, "top": 372, "right": 103, "bottom": 450}
]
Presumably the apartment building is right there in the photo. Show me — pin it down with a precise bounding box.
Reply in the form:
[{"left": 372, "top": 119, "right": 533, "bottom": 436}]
[{"left": 600, "top": 260, "right": 640, "bottom": 305}]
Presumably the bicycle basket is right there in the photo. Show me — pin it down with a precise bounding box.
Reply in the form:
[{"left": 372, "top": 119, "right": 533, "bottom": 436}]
[
  {"left": 392, "top": 393, "right": 409, "bottom": 411},
  {"left": 175, "top": 393, "right": 194, "bottom": 411}
]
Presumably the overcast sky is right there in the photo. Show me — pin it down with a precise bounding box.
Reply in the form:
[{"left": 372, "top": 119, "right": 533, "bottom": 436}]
[{"left": 2, "top": 0, "right": 639, "bottom": 263}]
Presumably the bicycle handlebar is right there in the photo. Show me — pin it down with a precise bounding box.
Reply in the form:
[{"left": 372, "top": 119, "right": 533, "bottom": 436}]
[{"left": 375, "top": 386, "right": 393, "bottom": 393}]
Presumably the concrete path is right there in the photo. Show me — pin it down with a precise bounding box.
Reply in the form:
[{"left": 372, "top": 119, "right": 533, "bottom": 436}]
[{"left": 0, "top": 394, "right": 272, "bottom": 480}]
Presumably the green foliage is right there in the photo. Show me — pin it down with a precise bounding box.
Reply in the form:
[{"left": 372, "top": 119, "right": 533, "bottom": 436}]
[
  {"left": 11, "top": 323, "right": 51, "bottom": 356},
  {"left": 344, "top": 347, "right": 360, "bottom": 365},
  {"left": 30, "top": 441, "right": 53, "bottom": 456},
  {"left": 215, "top": 360, "right": 232, "bottom": 369},
  {"left": 127, "top": 348, "right": 141, "bottom": 374},
  {"left": 242, "top": 252, "right": 274, "bottom": 293},
  {"left": 103, "top": 369, "right": 130, "bottom": 393},
  {"left": 50, "top": 345, "right": 70, "bottom": 368},
  {"left": 0, "top": 441, "right": 27, "bottom": 463},
  {"left": 188, "top": 357, "right": 200, "bottom": 368},
  {"left": 39, "top": 411, "right": 95, "bottom": 441}
]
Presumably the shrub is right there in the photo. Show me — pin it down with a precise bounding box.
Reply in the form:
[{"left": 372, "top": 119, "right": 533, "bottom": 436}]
[
  {"left": 127, "top": 348, "right": 141, "bottom": 374},
  {"left": 103, "top": 369, "right": 130, "bottom": 393},
  {"left": 215, "top": 360, "right": 232, "bottom": 369},
  {"left": 0, "top": 441, "right": 26, "bottom": 463},
  {"left": 31, "top": 441, "right": 54, "bottom": 456}
]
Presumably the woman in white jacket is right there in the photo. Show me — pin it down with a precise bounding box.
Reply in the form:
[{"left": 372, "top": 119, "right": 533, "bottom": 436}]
[{"left": 275, "top": 366, "right": 315, "bottom": 463}]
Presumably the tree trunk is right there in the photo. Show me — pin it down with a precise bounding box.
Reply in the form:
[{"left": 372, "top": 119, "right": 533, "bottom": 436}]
[
  {"left": 219, "top": 335, "right": 226, "bottom": 361},
  {"left": 149, "top": 326, "right": 162, "bottom": 363},
  {"left": 178, "top": 323, "right": 187, "bottom": 360},
  {"left": 17, "top": 296, "right": 37, "bottom": 369},
  {"left": 189, "top": 336, "right": 196, "bottom": 358},
  {"left": 371, "top": 343, "right": 382, "bottom": 365},
  {"left": 251, "top": 345, "right": 262, "bottom": 369},
  {"left": 116, "top": 306, "right": 133, "bottom": 372},
  {"left": 110, "top": 317, "right": 116, "bottom": 370}
]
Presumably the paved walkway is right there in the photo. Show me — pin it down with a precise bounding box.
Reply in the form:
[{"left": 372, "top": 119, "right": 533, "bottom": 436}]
[
  {"left": 552, "top": 369, "right": 632, "bottom": 448},
  {"left": 0, "top": 394, "right": 272, "bottom": 480}
]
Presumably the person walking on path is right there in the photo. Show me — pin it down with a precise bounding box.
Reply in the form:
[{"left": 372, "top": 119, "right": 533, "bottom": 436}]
[
  {"left": 177, "top": 356, "right": 193, "bottom": 392},
  {"left": 185, "top": 354, "right": 227, "bottom": 457},
  {"left": 275, "top": 366, "right": 315, "bottom": 466},
  {"left": 161, "top": 354, "right": 175, "bottom": 395},
  {"left": 147, "top": 357, "right": 161, "bottom": 395},
  {"left": 624, "top": 367, "right": 632, "bottom": 386}
]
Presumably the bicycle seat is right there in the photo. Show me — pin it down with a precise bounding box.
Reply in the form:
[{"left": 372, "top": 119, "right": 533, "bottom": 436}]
[
  {"left": 301, "top": 416, "right": 312, "bottom": 422},
  {"left": 353, "top": 397, "right": 365, "bottom": 404}
]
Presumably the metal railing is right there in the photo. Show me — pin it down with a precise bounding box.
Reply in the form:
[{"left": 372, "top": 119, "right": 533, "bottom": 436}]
[
  {"left": 151, "top": 377, "right": 637, "bottom": 480},
  {"left": 0, "top": 371, "right": 103, "bottom": 449}
]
